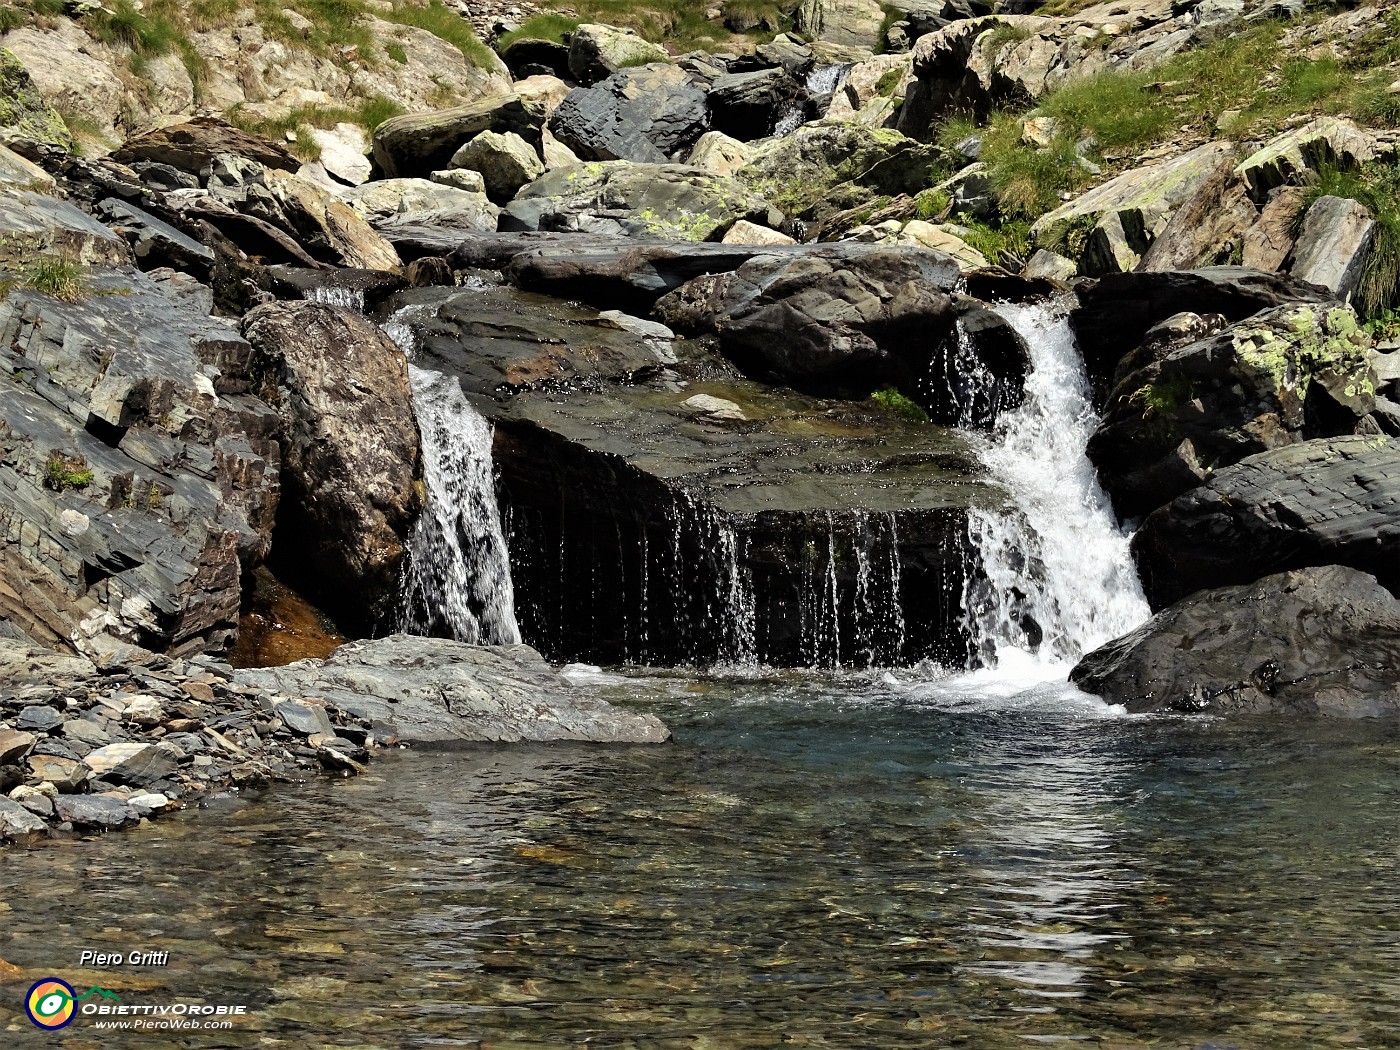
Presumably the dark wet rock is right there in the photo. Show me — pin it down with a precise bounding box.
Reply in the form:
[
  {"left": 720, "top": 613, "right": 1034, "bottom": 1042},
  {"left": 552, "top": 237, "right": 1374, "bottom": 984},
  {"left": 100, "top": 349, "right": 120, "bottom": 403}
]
[
  {"left": 1089, "top": 303, "right": 1377, "bottom": 519},
  {"left": 1072, "top": 566, "right": 1400, "bottom": 717},
  {"left": 1132, "top": 436, "right": 1400, "bottom": 609},
  {"left": 499, "top": 37, "right": 571, "bottom": 81},
  {"left": 385, "top": 285, "right": 666, "bottom": 393},
  {"left": 503, "top": 162, "right": 773, "bottom": 242},
  {"left": 548, "top": 64, "right": 710, "bottom": 164},
  {"left": 242, "top": 301, "right": 422, "bottom": 634},
  {"left": 111, "top": 117, "right": 298, "bottom": 177},
  {"left": 404, "top": 256, "right": 455, "bottom": 288},
  {"left": 52, "top": 794, "right": 139, "bottom": 830},
  {"left": 237, "top": 635, "right": 672, "bottom": 744},
  {"left": 275, "top": 699, "right": 334, "bottom": 738},
  {"left": 709, "top": 67, "right": 805, "bottom": 140},
  {"left": 396, "top": 289, "right": 997, "bottom": 667},
  {"left": 1069, "top": 267, "right": 1335, "bottom": 400},
  {"left": 654, "top": 247, "right": 968, "bottom": 402},
  {"left": 126, "top": 160, "right": 201, "bottom": 193},
  {"left": 93, "top": 197, "right": 215, "bottom": 279},
  {"left": 0, "top": 267, "right": 280, "bottom": 655},
  {"left": 371, "top": 94, "right": 550, "bottom": 180},
  {"left": 262, "top": 264, "right": 408, "bottom": 310}
]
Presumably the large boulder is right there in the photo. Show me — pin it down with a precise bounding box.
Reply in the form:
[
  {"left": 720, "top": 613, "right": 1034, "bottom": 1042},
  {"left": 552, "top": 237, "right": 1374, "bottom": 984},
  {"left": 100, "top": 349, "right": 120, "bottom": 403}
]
[
  {"left": 341, "top": 177, "right": 499, "bottom": 234},
  {"left": 503, "top": 161, "right": 773, "bottom": 241},
  {"left": 567, "top": 24, "right": 670, "bottom": 85},
  {"left": 242, "top": 302, "right": 423, "bottom": 633},
  {"left": 549, "top": 64, "right": 710, "bottom": 164},
  {"left": 1069, "top": 267, "right": 1335, "bottom": 399},
  {"left": 687, "top": 130, "right": 754, "bottom": 177},
  {"left": 1089, "top": 303, "right": 1377, "bottom": 519},
  {"left": 0, "top": 267, "right": 279, "bottom": 656},
  {"left": 450, "top": 130, "right": 545, "bottom": 203},
  {"left": 111, "top": 117, "right": 298, "bottom": 176},
  {"left": 1070, "top": 566, "right": 1400, "bottom": 717},
  {"left": 238, "top": 635, "right": 671, "bottom": 743},
  {"left": 1030, "top": 143, "right": 1239, "bottom": 276},
  {"left": 0, "top": 189, "right": 130, "bottom": 269},
  {"left": 1234, "top": 116, "right": 1376, "bottom": 201},
  {"left": 740, "top": 121, "right": 945, "bottom": 227},
  {"left": 0, "top": 46, "right": 72, "bottom": 149},
  {"left": 795, "top": 0, "right": 887, "bottom": 50},
  {"left": 1131, "top": 436, "right": 1400, "bottom": 609},
  {"left": 653, "top": 247, "right": 1015, "bottom": 410},
  {"left": 708, "top": 67, "right": 805, "bottom": 141},
  {"left": 388, "top": 284, "right": 1000, "bottom": 668},
  {"left": 1288, "top": 195, "right": 1375, "bottom": 303},
  {"left": 370, "top": 94, "right": 550, "bottom": 180}
]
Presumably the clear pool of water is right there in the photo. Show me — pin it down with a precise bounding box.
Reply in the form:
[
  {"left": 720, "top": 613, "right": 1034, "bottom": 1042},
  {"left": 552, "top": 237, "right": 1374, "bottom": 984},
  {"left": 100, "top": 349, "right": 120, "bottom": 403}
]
[{"left": 3, "top": 666, "right": 1398, "bottom": 1048}]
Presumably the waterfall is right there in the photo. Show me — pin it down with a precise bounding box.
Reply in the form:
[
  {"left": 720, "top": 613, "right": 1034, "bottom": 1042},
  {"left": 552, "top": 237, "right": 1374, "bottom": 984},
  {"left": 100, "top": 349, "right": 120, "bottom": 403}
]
[
  {"left": 384, "top": 305, "right": 521, "bottom": 646},
  {"left": 963, "top": 300, "right": 1149, "bottom": 670},
  {"left": 806, "top": 63, "right": 851, "bottom": 95},
  {"left": 305, "top": 285, "right": 366, "bottom": 312}
]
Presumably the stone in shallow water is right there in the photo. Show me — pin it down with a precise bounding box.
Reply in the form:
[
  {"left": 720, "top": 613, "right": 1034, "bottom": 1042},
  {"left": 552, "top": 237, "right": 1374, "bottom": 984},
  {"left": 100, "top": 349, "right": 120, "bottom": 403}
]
[
  {"left": 53, "top": 794, "right": 139, "bottom": 830},
  {"left": 276, "top": 701, "right": 335, "bottom": 739},
  {"left": 0, "top": 796, "right": 47, "bottom": 838}
]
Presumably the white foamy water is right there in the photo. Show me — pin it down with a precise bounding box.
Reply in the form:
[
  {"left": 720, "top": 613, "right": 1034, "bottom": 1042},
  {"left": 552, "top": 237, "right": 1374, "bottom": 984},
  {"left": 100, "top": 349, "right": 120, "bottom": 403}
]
[
  {"left": 963, "top": 300, "right": 1150, "bottom": 673},
  {"left": 385, "top": 305, "right": 521, "bottom": 645}
]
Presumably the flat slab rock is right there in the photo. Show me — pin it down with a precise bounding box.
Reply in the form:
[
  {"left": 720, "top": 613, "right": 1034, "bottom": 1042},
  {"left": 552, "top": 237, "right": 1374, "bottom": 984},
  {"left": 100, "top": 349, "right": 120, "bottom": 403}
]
[{"left": 235, "top": 635, "right": 671, "bottom": 745}]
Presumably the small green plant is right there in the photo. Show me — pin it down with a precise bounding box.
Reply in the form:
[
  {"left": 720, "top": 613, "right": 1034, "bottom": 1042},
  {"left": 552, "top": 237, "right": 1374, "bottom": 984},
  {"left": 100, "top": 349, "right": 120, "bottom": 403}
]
[
  {"left": 1126, "top": 375, "right": 1193, "bottom": 420},
  {"left": 384, "top": 41, "right": 407, "bottom": 63},
  {"left": 874, "top": 67, "right": 904, "bottom": 98},
  {"left": 871, "top": 387, "right": 929, "bottom": 423},
  {"left": 913, "top": 188, "right": 950, "bottom": 221},
  {"left": 22, "top": 258, "right": 86, "bottom": 302},
  {"left": 145, "top": 483, "right": 163, "bottom": 510},
  {"left": 44, "top": 453, "right": 95, "bottom": 492}
]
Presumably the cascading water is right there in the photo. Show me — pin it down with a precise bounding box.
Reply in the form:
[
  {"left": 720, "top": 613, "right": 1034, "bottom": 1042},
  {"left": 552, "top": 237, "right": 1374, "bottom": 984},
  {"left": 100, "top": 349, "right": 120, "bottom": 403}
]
[
  {"left": 806, "top": 63, "right": 851, "bottom": 96},
  {"left": 305, "top": 285, "right": 367, "bottom": 311},
  {"left": 384, "top": 305, "right": 521, "bottom": 646},
  {"left": 963, "top": 300, "right": 1150, "bottom": 670}
]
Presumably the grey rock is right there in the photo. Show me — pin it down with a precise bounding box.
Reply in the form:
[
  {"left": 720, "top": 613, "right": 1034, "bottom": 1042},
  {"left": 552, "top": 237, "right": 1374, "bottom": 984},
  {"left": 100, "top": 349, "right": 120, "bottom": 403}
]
[
  {"left": 0, "top": 188, "right": 130, "bottom": 269},
  {"left": 1133, "top": 436, "right": 1400, "bottom": 609},
  {"left": 94, "top": 197, "right": 215, "bottom": 279},
  {"left": 371, "top": 94, "right": 552, "bottom": 179},
  {"left": 567, "top": 24, "right": 670, "bottom": 85},
  {"left": 237, "top": 635, "right": 672, "bottom": 744},
  {"left": 53, "top": 793, "right": 139, "bottom": 830},
  {"left": 15, "top": 705, "right": 61, "bottom": 732},
  {"left": 1234, "top": 116, "right": 1375, "bottom": 201},
  {"left": 449, "top": 130, "right": 544, "bottom": 203},
  {"left": 26, "top": 753, "right": 87, "bottom": 791},
  {"left": 341, "top": 177, "right": 500, "bottom": 234},
  {"left": 1289, "top": 195, "right": 1376, "bottom": 302},
  {"left": 709, "top": 67, "right": 803, "bottom": 140},
  {"left": 0, "top": 795, "right": 47, "bottom": 838},
  {"left": 62, "top": 718, "right": 110, "bottom": 748},
  {"left": 0, "top": 267, "right": 280, "bottom": 654},
  {"left": 84, "top": 741, "right": 179, "bottom": 787},
  {"left": 0, "top": 47, "right": 73, "bottom": 149},
  {"left": 504, "top": 162, "right": 771, "bottom": 242},
  {"left": 1072, "top": 566, "right": 1400, "bottom": 717},
  {"left": 111, "top": 117, "right": 299, "bottom": 176},
  {"left": 275, "top": 700, "right": 334, "bottom": 738},
  {"left": 548, "top": 65, "right": 710, "bottom": 164}
]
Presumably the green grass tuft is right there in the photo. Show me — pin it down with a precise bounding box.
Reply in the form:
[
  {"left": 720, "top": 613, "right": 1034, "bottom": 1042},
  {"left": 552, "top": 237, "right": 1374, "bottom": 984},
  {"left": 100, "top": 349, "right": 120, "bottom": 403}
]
[
  {"left": 871, "top": 387, "right": 930, "bottom": 423},
  {"left": 22, "top": 258, "right": 86, "bottom": 301}
]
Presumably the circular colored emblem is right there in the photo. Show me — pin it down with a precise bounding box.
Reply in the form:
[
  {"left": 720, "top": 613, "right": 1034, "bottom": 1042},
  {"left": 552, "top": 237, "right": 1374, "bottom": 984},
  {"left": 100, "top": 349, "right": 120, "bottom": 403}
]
[{"left": 25, "top": 979, "right": 76, "bottom": 1029}]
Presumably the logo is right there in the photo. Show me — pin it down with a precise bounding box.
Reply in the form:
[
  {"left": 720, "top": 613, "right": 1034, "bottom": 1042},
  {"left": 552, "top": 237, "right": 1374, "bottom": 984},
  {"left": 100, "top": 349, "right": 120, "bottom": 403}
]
[{"left": 25, "top": 979, "right": 76, "bottom": 1029}]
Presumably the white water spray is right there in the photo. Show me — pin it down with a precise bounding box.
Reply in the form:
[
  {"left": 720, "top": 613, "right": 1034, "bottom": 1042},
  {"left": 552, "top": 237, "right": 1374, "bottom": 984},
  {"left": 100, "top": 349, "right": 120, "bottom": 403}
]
[
  {"left": 385, "top": 305, "right": 521, "bottom": 645},
  {"left": 964, "top": 301, "right": 1149, "bottom": 671}
]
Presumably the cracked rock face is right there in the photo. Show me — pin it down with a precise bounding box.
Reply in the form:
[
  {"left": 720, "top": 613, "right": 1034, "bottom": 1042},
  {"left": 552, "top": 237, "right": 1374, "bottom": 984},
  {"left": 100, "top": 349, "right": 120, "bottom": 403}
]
[{"left": 0, "top": 265, "right": 280, "bottom": 657}]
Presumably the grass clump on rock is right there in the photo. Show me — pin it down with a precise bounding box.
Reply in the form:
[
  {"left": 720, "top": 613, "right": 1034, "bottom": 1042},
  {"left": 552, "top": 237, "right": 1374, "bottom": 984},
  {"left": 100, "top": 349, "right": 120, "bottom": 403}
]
[
  {"left": 44, "top": 453, "right": 94, "bottom": 492},
  {"left": 871, "top": 387, "right": 929, "bottom": 423}
]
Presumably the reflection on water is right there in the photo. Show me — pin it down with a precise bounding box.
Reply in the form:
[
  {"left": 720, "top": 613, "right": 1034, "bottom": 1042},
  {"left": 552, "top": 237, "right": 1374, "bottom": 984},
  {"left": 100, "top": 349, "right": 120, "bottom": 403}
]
[{"left": 2, "top": 668, "right": 1399, "bottom": 1048}]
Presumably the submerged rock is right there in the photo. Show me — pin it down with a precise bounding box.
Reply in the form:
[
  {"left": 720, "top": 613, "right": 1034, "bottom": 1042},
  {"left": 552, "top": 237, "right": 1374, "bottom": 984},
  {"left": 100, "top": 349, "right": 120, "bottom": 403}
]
[
  {"left": 1071, "top": 566, "right": 1400, "bottom": 717},
  {"left": 237, "top": 635, "right": 672, "bottom": 744},
  {"left": 1132, "top": 436, "right": 1400, "bottom": 609}
]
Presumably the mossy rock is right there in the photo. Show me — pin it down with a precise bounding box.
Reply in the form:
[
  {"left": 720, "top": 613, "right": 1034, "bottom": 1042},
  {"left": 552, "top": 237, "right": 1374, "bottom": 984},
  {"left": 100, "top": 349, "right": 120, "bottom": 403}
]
[{"left": 0, "top": 48, "right": 72, "bottom": 151}]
